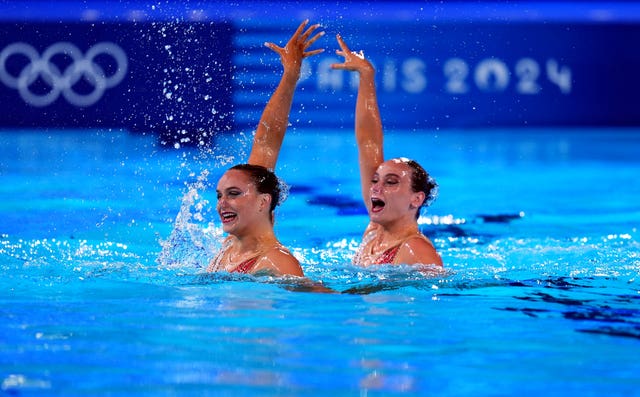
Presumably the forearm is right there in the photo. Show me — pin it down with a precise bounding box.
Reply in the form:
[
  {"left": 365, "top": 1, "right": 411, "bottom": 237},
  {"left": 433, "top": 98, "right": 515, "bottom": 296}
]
[
  {"left": 258, "top": 69, "right": 299, "bottom": 137},
  {"left": 355, "top": 69, "right": 383, "bottom": 149},
  {"left": 248, "top": 68, "right": 300, "bottom": 168},
  {"left": 355, "top": 68, "right": 384, "bottom": 166}
]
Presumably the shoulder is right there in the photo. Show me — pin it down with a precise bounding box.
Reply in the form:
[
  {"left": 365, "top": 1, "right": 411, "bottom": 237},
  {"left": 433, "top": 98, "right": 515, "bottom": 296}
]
[
  {"left": 397, "top": 235, "right": 443, "bottom": 266},
  {"left": 358, "top": 222, "right": 383, "bottom": 253},
  {"left": 253, "top": 245, "right": 303, "bottom": 277},
  {"left": 206, "top": 236, "right": 235, "bottom": 272}
]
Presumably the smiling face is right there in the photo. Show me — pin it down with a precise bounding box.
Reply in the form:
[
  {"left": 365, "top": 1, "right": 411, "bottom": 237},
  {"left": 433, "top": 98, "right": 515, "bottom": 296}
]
[
  {"left": 216, "top": 169, "right": 270, "bottom": 236},
  {"left": 368, "top": 159, "right": 425, "bottom": 225}
]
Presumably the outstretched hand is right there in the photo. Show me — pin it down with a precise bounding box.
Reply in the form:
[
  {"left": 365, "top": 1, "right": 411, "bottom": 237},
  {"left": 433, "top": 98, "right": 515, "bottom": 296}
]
[
  {"left": 331, "top": 34, "right": 374, "bottom": 74},
  {"left": 265, "top": 19, "right": 325, "bottom": 75}
]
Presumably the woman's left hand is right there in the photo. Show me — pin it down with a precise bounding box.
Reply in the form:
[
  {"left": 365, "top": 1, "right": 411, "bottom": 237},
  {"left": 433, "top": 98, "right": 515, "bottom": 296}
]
[
  {"left": 331, "top": 34, "right": 374, "bottom": 75},
  {"left": 265, "top": 19, "right": 325, "bottom": 76}
]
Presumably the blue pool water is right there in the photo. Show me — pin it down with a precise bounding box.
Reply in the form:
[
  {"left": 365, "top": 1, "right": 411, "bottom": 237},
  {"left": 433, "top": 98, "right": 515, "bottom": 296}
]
[{"left": 1, "top": 127, "right": 639, "bottom": 396}]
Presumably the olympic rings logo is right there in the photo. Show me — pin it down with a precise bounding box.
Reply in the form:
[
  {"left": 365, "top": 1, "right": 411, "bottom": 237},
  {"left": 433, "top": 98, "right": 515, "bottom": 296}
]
[{"left": 0, "top": 42, "right": 128, "bottom": 107}]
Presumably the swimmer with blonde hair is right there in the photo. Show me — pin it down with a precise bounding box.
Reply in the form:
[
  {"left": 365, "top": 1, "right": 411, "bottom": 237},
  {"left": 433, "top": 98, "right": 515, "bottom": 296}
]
[{"left": 331, "top": 34, "right": 443, "bottom": 268}]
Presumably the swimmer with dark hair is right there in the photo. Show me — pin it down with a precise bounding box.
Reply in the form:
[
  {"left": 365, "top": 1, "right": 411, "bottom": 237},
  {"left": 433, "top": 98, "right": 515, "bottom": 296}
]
[
  {"left": 331, "top": 34, "right": 443, "bottom": 268},
  {"left": 207, "top": 20, "right": 324, "bottom": 276}
]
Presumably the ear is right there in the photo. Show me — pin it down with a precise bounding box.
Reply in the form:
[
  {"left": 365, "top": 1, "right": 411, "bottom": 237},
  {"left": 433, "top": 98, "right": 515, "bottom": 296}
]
[
  {"left": 259, "top": 193, "right": 272, "bottom": 211},
  {"left": 410, "top": 191, "right": 426, "bottom": 210}
]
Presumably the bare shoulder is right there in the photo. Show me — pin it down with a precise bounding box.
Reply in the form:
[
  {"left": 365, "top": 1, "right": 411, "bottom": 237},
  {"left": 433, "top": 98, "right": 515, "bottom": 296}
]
[
  {"left": 206, "top": 236, "right": 235, "bottom": 272},
  {"left": 253, "top": 246, "right": 303, "bottom": 277},
  {"left": 357, "top": 222, "right": 382, "bottom": 253},
  {"left": 397, "top": 235, "right": 443, "bottom": 266}
]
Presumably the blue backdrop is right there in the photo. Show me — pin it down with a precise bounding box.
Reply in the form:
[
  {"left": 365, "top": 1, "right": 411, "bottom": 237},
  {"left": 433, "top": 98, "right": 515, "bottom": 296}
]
[
  {"left": 234, "top": 20, "right": 640, "bottom": 131},
  {"left": 0, "top": 20, "right": 234, "bottom": 146},
  {"left": 1, "top": 1, "right": 640, "bottom": 145}
]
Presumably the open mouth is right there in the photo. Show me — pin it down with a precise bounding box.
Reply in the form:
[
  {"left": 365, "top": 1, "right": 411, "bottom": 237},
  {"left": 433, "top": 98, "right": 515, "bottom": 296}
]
[
  {"left": 220, "top": 212, "right": 237, "bottom": 224},
  {"left": 371, "top": 198, "right": 385, "bottom": 213}
]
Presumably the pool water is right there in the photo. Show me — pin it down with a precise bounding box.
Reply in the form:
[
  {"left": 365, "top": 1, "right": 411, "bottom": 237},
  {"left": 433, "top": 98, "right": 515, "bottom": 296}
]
[{"left": 1, "top": 127, "right": 639, "bottom": 396}]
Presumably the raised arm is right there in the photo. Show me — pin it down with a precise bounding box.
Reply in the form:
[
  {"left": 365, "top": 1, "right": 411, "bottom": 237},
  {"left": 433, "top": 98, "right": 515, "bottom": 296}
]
[
  {"left": 331, "top": 35, "right": 384, "bottom": 208},
  {"left": 247, "top": 20, "right": 324, "bottom": 169}
]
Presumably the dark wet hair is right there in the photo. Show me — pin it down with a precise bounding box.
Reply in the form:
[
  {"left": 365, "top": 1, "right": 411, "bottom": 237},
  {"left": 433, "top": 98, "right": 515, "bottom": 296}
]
[
  {"left": 402, "top": 158, "right": 438, "bottom": 218},
  {"left": 230, "top": 164, "right": 282, "bottom": 221}
]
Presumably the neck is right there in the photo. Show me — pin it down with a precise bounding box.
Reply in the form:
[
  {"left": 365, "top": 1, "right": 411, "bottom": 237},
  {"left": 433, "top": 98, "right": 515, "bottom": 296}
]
[
  {"left": 374, "top": 216, "right": 420, "bottom": 240},
  {"left": 230, "top": 229, "right": 278, "bottom": 254}
]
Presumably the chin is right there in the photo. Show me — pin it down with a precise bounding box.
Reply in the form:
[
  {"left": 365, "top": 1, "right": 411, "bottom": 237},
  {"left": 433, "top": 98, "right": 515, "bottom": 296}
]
[
  {"left": 220, "top": 222, "right": 234, "bottom": 234},
  {"left": 369, "top": 212, "right": 387, "bottom": 225}
]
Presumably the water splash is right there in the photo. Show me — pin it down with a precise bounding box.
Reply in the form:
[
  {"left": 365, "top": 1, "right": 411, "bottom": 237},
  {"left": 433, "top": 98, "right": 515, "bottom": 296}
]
[{"left": 157, "top": 169, "right": 220, "bottom": 269}]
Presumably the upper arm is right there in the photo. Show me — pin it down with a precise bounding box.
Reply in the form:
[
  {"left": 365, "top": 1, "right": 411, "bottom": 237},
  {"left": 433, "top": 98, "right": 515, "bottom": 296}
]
[
  {"left": 252, "top": 248, "right": 303, "bottom": 277},
  {"left": 246, "top": 72, "right": 299, "bottom": 170},
  {"left": 357, "top": 139, "right": 383, "bottom": 210},
  {"left": 396, "top": 238, "right": 443, "bottom": 267},
  {"left": 246, "top": 124, "right": 279, "bottom": 169}
]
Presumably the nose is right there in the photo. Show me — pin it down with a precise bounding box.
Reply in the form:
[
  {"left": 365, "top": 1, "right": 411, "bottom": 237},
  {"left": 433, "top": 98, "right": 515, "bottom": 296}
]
[
  {"left": 216, "top": 195, "right": 226, "bottom": 210},
  {"left": 371, "top": 181, "right": 382, "bottom": 194}
]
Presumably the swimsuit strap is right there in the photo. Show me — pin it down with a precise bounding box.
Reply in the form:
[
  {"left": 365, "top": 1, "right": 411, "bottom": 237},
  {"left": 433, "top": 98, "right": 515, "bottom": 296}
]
[
  {"left": 231, "top": 256, "right": 260, "bottom": 274},
  {"left": 374, "top": 234, "right": 431, "bottom": 265},
  {"left": 374, "top": 244, "right": 402, "bottom": 265}
]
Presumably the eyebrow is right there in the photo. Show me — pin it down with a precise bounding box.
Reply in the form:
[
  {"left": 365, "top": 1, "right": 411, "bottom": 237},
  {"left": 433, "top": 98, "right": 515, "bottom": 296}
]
[
  {"left": 373, "top": 172, "right": 401, "bottom": 178},
  {"left": 216, "top": 186, "right": 243, "bottom": 193}
]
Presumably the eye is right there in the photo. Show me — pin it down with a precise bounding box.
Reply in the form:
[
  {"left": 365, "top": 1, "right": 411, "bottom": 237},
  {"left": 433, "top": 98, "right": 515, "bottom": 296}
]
[
  {"left": 385, "top": 178, "right": 399, "bottom": 185},
  {"left": 216, "top": 192, "right": 222, "bottom": 200}
]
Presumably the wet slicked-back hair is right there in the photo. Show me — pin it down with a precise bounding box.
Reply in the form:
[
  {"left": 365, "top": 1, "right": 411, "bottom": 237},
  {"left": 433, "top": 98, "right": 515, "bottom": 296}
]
[
  {"left": 399, "top": 158, "right": 438, "bottom": 218},
  {"left": 230, "top": 164, "right": 281, "bottom": 222}
]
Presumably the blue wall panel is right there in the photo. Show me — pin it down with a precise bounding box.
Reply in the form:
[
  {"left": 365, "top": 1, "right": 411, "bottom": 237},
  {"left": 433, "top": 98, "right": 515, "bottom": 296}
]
[
  {"left": 233, "top": 20, "right": 640, "bottom": 131},
  {"left": 2, "top": 1, "right": 640, "bottom": 145},
  {"left": 0, "top": 21, "right": 234, "bottom": 145}
]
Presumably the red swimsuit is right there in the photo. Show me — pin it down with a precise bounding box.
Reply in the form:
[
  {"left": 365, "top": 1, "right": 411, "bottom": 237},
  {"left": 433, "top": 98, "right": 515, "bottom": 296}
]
[
  {"left": 374, "top": 245, "right": 401, "bottom": 264},
  {"left": 231, "top": 257, "right": 259, "bottom": 274}
]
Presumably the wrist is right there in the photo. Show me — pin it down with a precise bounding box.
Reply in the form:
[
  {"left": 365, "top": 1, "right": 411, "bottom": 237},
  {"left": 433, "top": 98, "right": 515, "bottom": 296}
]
[
  {"left": 358, "top": 67, "right": 375, "bottom": 84},
  {"left": 359, "top": 64, "right": 375, "bottom": 78},
  {"left": 282, "top": 68, "right": 301, "bottom": 84}
]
